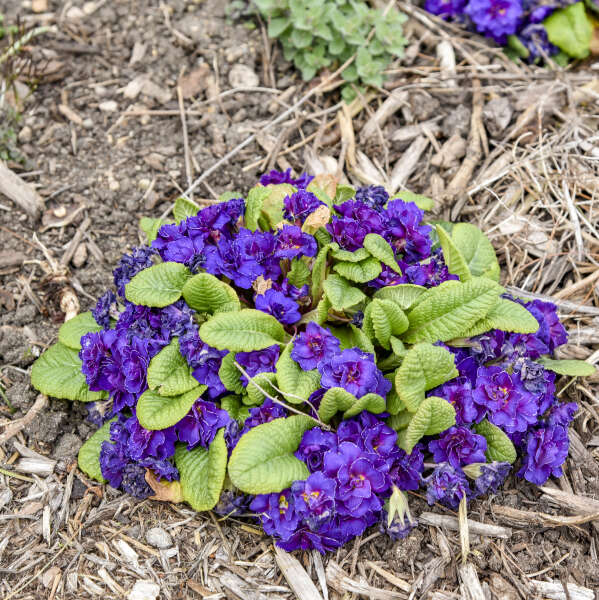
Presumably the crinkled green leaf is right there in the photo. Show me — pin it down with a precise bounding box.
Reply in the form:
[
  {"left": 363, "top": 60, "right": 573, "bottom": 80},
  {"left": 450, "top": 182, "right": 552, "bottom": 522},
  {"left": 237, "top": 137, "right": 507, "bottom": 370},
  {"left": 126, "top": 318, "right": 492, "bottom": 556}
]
[
  {"left": 386, "top": 410, "right": 412, "bottom": 431},
  {"left": 436, "top": 225, "right": 471, "bottom": 282},
  {"left": 268, "top": 16, "right": 290, "bottom": 37},
  {"left": 322, "top": 274, "right": 366, "bottom": 311},
  {"left": 328, "top": 324, "right": 375, "bottom": 353},
  {"left": 182, "top": 272, "right": 240, "bottom": 313},
  {"left": 78, "top": 418, "right": 116, "bottom": 483},
  {"left": 344, "top": 392, "right": 386, "bottom": 419},
  {"left": 287, "top": 258, "right": 311, "bottom": 288},
  {"left": 334, "top": 257, "right": 382, "bottom": 283},
  {"left": 228, "top": 415, "right": 315, "bottom": 494},
  {"left": 373, "top": 284, "right": 427, "bottom": 310},
  {"left": 245, "top": 371, "right": 278, "bottom": 406},
  {"left": 221, "top": 395, "right": 244, "bottom": 422},
  {"left": 58, "top": 312, "right": 103, "bottom": 350},
  {"left": 318, "top": 387, "right": 357, "bottom": 423},
  {"left": 403, "top": 278, "right": 503, "bottom": 344},
  {"left": 31, "top": 342, "right": 107, "bottom": 402},
  {"left": 139, "top": 217, "right": 166, "bottom": 244},
  {"left": 396, "top": 343, "right": 458, "bottom": 412},
  {"left": 461, "top": 298, "right": 540, "bottom": 338},
  {"left": 385, "top": 371, "right": 405, "bottom": 414},
  {"left": 315, "top": 295, "right": 332, "bottom": 324},
  {"left": 334, "top": 184, "right": 356, "bottom": 204},
  {"left": 245, "top": 186, "right": 272, "bottom": 231},
  {"left": 394, "top": 190, "right": 434, "bottom": 211},
  {"left": 276, "top": 343, "right": 320, "bottom": 403},
  {"left": 331, "top": 246, "right": 370, "bottom": 262},
  {"left": 474, "top": 419, "right": 517, "bottom": 464},
  {"left": 363, "top": 233, "right": 402, "bottom": 274},
  {"left": 451, "top": 223, "right": 500, "bottom": 281},
  {"left": 312, "top": 243, "right": 335, "bottom": 302},
  {"left": 544, "top": 2, "right": 592, "bottom": 59},
  {"left": 137, "top": 386, "right": 205, "bottom": 430},
  {"left": 173, "top": 196, "right": 200, "bottom": 223},
  {"left": 147, "top": 338, "right": 198, "bottom": 396},
  {"left": 175, "top": 430, "right": 228, "bottom": 511},
  {"left": 260, "top": 183, "right": 296, "bottom": 228},
  {"left": 537, "top": 357, "right": 596, "bottom": 377},
  {"left": 400, "top": 396, "right": 456, "bottom": 453},
  {"left": 199, "top": 309, "right": 285, "bottom": 351},
  {"left": 389, "top": 336, "right": 406, "bottom": 357},
  {"left": 125, "top": 262, "right": 190, "bottom": 308},
  {"left": 363, "top": 298, "right": 409, "bottom": 349},
  {"left": 219, "top": 352, "right": 244, "bottom": 394}
]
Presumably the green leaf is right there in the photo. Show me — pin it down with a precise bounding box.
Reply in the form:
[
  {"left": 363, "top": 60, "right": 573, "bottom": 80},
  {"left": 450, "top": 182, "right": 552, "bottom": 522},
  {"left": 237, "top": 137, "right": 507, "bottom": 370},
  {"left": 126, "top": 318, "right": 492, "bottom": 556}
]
[
  {"left": 394, "top": 190, "right": 434, "bottom": 211},
  {"left": 315, "top": 296, "right": 332, "bottom": 324},
  {"left": 268, "top": 16, "right": 290, "bottom": 37},
  {"left": 384, "top": 372, "right": 405, "bottom": 414},
  {"left": 544, "top": 2, "right": 592, "bottom": 58},
  {"left": 221, "top": 395, "right": 246, "bottom": 422},
  {"left": 260, "top": 183, "right": 296, "bottom": 228},
  {"left": 537, "top": 357, "right": 596, "bottom": 377},
  {"left": 343, "top": 392, "right": 386, "bottom": 419},
  {"left": 403, "top": 278, "right": 503, "bottom": 344},
  {"left": 78, "top": 418, "right": 116, "bottom": 483},
  {"left": 318, "top": 387, "right": 356, "bottom": 423},
  {"left": 147, "top": 338, "right": 198, "bottom": 396},
  {"left": 436, "top": 225, "right": 471, "bottom": 282},
  {"left": 219, "top": 352, "right": 244, "bottom": 394},
  {"left": 276, "top": 343, "right": 321, "bottom": 403},
  {"left": 139, "top": 217, "right": 166, "bottom": 243},
  {"left": 288, "top": 258, "right": 311, "bottom": 288},
  {"left": 228, "top": 415, "right": 315, "bottom": 494},
  {"left": 386, "top": 411, "right": 412, "bottom": 432},
  {"left": 334, "top": 257, "right": 382, "bottom": 283},
  {"left": 245, "top": 371, "right": 278, "bottom": 406},
  {"left": 173, "top": 196, "right": 200, "bottom": 222},
  {"left": 334, "top": 184, "right": 356, "bottom": 204},
  {"left": 363, "top": 233, "right": 402, "bottom": 274},
  {"left": 389, "top": 336, "right": 406, "bottom": 357},
  {"left": 58, "top": 312, "right": 103, "bottom": 350},
  {"left": 175, "top": 430, "right": 228, "bottom": 511},
  {"left": 396, "top": 343, "right": 458, "bottom": 412},
  {"left": 451, "top": 223, "right": 500, "bottom": 281},
  {"left": 363, "top": 298, "right": 409, "bottom": 349},
  {"left": 323, "top": 274, "right": 366, "bottom": 311},
  {"left": 182, "top": 273, "right": 240, "bottom": 313},
  {"left": 461, "top": 298, "right": 540, "bottom": 337},
  {"left": 125, "top": 262, "right": 190, "bottom": 308},
  {"left": 31, "top": 342, "right": 107, "bottom": 402},
  {"left": 474, "top": 419, "right": 517, "bottom": 464},
  {"left": 245, "top": 186, "right": 271, "bottom": 231},
  {"left": 199, "top": 309, "right": 285, "bottom": 351},
  {"left": 400, "top": 396, "right": 456, "bottom": 453},
  {"left": 373, "top": 284, "right": 427, "bottom": 310},
  {"left": 137, "top": 386, "right": 205, "bottom": 430},
  {"left": 331, "top": 246, "right": 370, "bottom": 262},
  {"left": 312, "top": 243, "right": 334, "bottom": 302}
]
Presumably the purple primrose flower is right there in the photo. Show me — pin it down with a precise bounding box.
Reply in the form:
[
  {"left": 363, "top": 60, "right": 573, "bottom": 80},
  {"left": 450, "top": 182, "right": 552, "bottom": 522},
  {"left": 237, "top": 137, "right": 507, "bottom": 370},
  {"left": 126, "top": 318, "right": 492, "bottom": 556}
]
[
  {"left": 291, "top": 323, "right": 341, "bottom": 371},
  {"left": 429, "top": 426, "right": 488, "bottom": 469}
]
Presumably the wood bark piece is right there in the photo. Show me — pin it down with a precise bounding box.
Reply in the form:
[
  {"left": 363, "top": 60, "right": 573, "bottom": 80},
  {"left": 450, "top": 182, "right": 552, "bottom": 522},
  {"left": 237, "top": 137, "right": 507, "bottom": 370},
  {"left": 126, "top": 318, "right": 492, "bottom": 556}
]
[
  {"left": 529, "top": 579, "right": 594, "bottom": 600},
  {"left": 274, "top": 546, "right": 323, "bottom": 600},
  {"left": 326, "top": 560, "right": 406, "bottom": 600},
  {"left": 458, "top": 563, "right": 485, "bottom": 600},
  {"left": 389, "top": 135, "right": 429, "bottom": 195},
  {"left": 361, "top": 91, "right": 408, "bottom": 141},
  {"left": 419, "top": 511, "right": 512, "bottom": 538},
  {"left": 0, "top": 161, "right": 45, "bottom": 219}
]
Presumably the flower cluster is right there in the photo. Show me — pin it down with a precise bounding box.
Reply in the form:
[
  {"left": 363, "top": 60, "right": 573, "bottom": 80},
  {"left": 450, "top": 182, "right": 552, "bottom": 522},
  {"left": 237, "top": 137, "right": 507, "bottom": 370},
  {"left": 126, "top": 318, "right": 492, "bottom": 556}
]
[
  {"left": 252, "top": 412, "right": 424, "bottom": 552},
  {"left": 47, "top": 168, "right": 585, "bottom": 555},
  {"left": 422, "top": 0, "right": 584, "bottom": 62}
]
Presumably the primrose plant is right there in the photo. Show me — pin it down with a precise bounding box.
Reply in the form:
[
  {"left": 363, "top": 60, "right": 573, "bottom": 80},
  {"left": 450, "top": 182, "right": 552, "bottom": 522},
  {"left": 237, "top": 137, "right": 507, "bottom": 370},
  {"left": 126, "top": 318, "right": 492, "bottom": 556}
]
[
  {"left": 424, "top": 0, "right": 597, "bottom": 63},
  {"left": 31, "top": 171, "right": 595, "bottom": 552}
]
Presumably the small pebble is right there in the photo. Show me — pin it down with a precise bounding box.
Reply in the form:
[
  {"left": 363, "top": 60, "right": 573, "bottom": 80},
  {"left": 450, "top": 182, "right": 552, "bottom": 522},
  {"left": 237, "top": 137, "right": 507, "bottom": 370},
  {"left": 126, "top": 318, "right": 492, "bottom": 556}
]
[
  {"left": 228, "top": 64, "right": 259, "bottom": 89},
  {"left": 145, "top": 526, "right": 172, "bottom": 549},
  {"left": 128, "top": 580, "right": 160, "bottom": 600},
  {"left": 18, "top": 126, "right": 32, "bottom": 143},
  {"left": 99, "top": 100, "right": 118, "bottom": 112},
  {"left": 72, "top": 243, "right": 88, "bottom": 268}
]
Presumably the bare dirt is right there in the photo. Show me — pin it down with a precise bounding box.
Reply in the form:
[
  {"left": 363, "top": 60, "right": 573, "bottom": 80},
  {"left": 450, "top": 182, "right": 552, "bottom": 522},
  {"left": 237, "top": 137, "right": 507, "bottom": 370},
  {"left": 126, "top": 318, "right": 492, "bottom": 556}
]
[{"left": 1, "top": 1, "right": 599, "bottom": 598}]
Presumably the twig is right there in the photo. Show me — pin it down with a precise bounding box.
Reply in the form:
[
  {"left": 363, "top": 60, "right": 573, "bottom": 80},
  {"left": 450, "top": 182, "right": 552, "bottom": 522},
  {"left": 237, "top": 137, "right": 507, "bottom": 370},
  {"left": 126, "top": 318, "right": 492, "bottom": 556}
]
[
  {"left": 552, "top": 268, "right": 599, "bottom": 300},
  {"left": 0, "top": 394, "right": 48, "bottom": 445},
  {"left": 233, "top": 361, "right": 329, "bottom": 429},
  {"left": 419, "top": 511, "right": 512, "bottom": 538},
  {"left": 177, "top": 85, "right": 193, "bottom": 195},
  {"left": 0, "top": 161, "right": 45, "bottom": 220}
]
